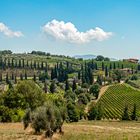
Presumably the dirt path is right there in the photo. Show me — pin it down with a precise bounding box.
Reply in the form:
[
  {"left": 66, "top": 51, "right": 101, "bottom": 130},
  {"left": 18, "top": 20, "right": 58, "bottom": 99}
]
[
  {"left": 85, "top": 85, "right": 109, "bottom": 113},
  {"left": 94, "top": 85, "right": 109, "bottom": 103}
]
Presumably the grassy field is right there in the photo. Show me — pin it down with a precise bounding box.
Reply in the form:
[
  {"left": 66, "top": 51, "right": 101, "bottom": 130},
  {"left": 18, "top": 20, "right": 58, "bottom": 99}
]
[
  {"left": 1, "top": 121, "right": 140, "bottom": 140},
  {"left": 97, "top": 83, "right": 140, "bottom": 119}
]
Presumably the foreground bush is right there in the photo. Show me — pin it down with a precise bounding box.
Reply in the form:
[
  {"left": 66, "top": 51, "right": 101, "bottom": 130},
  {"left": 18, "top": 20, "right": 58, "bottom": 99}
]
[{"left": 23, "top": 101, "right": 67, "bottom": 138}]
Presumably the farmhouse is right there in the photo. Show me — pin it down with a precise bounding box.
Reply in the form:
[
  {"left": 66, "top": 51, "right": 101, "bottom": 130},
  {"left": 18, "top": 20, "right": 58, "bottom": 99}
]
[{"left": 123, "top": 58, "right": 139, "bottom": 63}]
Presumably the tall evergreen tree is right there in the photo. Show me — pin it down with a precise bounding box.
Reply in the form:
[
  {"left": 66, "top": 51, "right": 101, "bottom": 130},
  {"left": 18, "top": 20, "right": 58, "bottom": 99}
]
[
  {"left": 41, "top": 62, "right": 44, "bottom": 69},
  {"left": 72, "top": 79, "right": 77, "bottom": 91},
  {"left": 11, "top": 73, "right": 14, "bottom": 80},
  {"left": 122, "top": 105, "right": 130, "bottom": 120},
  {"left": 25, "top": 71, "right": 27, "bottom": 80},
  {"left": 15, "top": 75, "right": 17, "bottom": 84},
  {"left": 19, "top": 59, "right": 21, "bottom": 68},
  {"left": 0, "top": 73, "right": 2, "bottom": 82},
  {"left": 33, "top": 74, "right": 36, "bottom": 82},
  {"left": 102, "top": 62, "right": 105, "bottom": 71},
  {"left": 78, "top": 71, "right": 81, "bottom": 80},
  {"left": 50, "top": 82, "right": 56, "bottom": 93},
  {"left": 11, "top": 58, "right": 14, "bottom": 68},
  {"left": 6, "top": 73, "right": 9, "bottom": 84},
  {"left": 109, "top": 63, "right": 112, "bottom": 70},
  {"left": 89, "top": 68, "right": 93, "bottom": 85},
  {"left": 131, "top": 104, "right": 137, "bottom": 120},
  {"left": 96, "top": 75, "right": 102, "bottom": 86},
  {"left": 22, "top": 59, "right": 25, "bottom": 68},
  {"left": 121, "top": 64, "right": 124, "bottom": 69},
  {"left": 65, "top": 80, "right": 70, "bottom": 91},
  {"left": 44, "top": 80, "right": 48, "bottom": 93},
  {"left": 20, "top": 73, "right": 23, "bottom": 80},
  {"left": 105, "top": 66, "right": 108, "bottom": 77},
  {"left": 51, "top": 68, "right": 55, "bottom": 80},
  {"left": 113, "top": 62, "right": 116, "bottom": 69}
]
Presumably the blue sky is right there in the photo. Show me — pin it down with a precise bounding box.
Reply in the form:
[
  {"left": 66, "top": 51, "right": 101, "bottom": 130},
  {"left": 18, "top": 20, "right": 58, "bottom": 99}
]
[{"left": 0, "top": 0, "right": 140, "bottom": 59}]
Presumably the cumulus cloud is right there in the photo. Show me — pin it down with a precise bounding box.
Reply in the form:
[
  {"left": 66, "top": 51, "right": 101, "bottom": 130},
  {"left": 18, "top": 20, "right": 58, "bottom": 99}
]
[
  {"left": 42, "top": 19, "right": 112, "bottom": 44},
  {"left": 0, "top": 22, "right": 23, "bottom": 38}
]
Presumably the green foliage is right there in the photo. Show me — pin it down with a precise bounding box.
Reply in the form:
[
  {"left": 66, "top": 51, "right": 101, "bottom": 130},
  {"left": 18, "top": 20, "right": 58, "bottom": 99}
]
[
  {"left": 16, "top": 80, "right": 45, "bottom": 110},
  {"left": 39, "top": 72, "right": 49, "bottom": 82},
  {"left": 0, "top": 106, "right": 12, "bottom": 122},
  {"left": 65, "top": 80, "right": 70, "bottom": 91},
  {"left": 131, "top": 104, "right": 137, "bottom": 121},
  {"left": 88, "top": 104, "right": 103, "bottom": 120},
  {"left": 122, "top": 105, "right": 130, "bottom": 120},
  {"left": 112, "top": 70, "right": 126, "bottom": 83},
  {"left": 88, "top": 106, "right": 98, "bottom": 120},
  {"left": 66, "top": 102, "right": 79, "bottom": 122},
  {"left": 72, "top": 79, "right": 77, "bottom": 91},
  {"left": 130, "top": 75, "right": 138, "bottom": 80},
  {"left": 50, "top": 81, "right": 56, "bottom": 93},
  {"left": 89, "top": 84, "right": 100, "bottom": 99},
  {"left": 78, "top": 93, "right": 88, "bottom": 105},
  {"left": 23, "top": 100, "right": 67, "bottom": 138}
]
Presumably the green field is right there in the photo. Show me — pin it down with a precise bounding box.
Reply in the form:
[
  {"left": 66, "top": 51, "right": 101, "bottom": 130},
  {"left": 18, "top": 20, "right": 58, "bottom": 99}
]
[{"left": 97, "top": 84, "right": 140, "bottom": 119}]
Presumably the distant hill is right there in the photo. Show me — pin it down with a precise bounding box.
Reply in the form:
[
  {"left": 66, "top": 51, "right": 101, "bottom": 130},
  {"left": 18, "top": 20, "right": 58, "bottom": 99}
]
[
  {"left": 74, "top": 54, "right": 96, "bottom": 60},
  {"left": 74, "top": 54, "right": 118, "bottom": 61}
]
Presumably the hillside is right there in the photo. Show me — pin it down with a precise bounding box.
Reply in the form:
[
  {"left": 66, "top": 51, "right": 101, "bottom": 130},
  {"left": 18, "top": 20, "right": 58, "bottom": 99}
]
[{"left": 97, "top": 84, "right": 140, "bottom": 119}]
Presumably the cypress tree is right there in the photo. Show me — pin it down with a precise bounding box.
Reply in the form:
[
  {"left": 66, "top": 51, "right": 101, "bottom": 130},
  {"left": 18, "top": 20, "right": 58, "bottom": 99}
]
[
  {"left": 122, "top": 105, "right": 130, "bottom": 120},
  {"left": 0, "top": 73, "right": 2, "bottom": 82},
  {"left": 37, "top": 62, "right": 40, "bottom": 69},
  {"left": 25, "top": 71, "right": 27, "bottom": 80},
  {"left": 44, "top": 80, "right": 48, "bottom": 93},
  {"left": 15, "top": 60, "right": 17, "bottom": 68},
  {"left": 20, "top": 73, "right": 23, "bottom": 80},
  {"left": 89, "top": 68, "right": 93, "bottom": 85},
  {"left": 113, "top": 62, "right": 116, "bottom": 69},
  {"left": 109, "top": 63, "right": 112, "bottom": 70},
  {"left": 131, "top": 104, "right": 137, "bottom": 120},
  {"left": 65, "top": 80, "right": 70, "bottom": 91},
  {"left": 97, "top": 75, "right": 102, "bottom": 86},
  {"left": 51, "top": 68, "right": 54, "bottom": 80},
  {"left": 95, "top": 62, "right": 98, "bottom": 70},
  {"left": 138, "top": 65, "right": 140, "bottom": 71},
  {"left": 78, "top": 71, "right": 81, "bottom": 80},
  {"left": 22, "top": 59, "right": 25, "bottom": 68},
  {"left": 121, "top": 64, "right": 124, "bottom": 69},
  {"left": 50, "top": 82, "right": 56, "bottom": 93},
  {"left": 33, "top": 74, "right": 36, "bottom": 82},
  {"left": 41, "top": 62, "right": 44, "bottom": 69},
  {"left": 31, "top": 61, "right": 33, "bottom": 69},
  {"left": 27, "top": 60, "right": 29, "bottom": 67},
  {"left": 6, "top": 73, "right": 9, "bottom": 84},
  {"left": 34, "top": 61, "right": 37, "bottom": 69},
  {"left": 8, "top": 58, "right": 10, "bottom": 68},
  {"left": 96, "top": 104, "right": 103, "bottom": 120},
  {"left": 19, "top": 59, "right": 21, "bottom": 68},
  {"left": 105, "top": 66, "right": 108, "bottom": 77},
  {"left": 54, "top": 65, "right": 58, "bottom": 79},
  {"left": 102, "top": 62, "right": 105, "bottom": 71},
  {"left": 11, "top": 73, "right": 14, "bottom": 80},
  {"left": 117, "top": 63, "right": 120, "bottom": 69},
  {"left": 15, "top": 75, "right": 17, "bottom": 84},
  {"left": 11, "top": 58, "right": 14, "bottom": 68},
  {"left": 72, "top": 79, "right": 77, "bottom": 91}
]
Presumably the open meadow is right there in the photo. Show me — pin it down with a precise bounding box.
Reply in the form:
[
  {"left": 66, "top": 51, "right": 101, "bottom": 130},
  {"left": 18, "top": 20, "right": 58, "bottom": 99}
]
[{"left": 1, "top": 121, "right": 140, "bottom": 140}]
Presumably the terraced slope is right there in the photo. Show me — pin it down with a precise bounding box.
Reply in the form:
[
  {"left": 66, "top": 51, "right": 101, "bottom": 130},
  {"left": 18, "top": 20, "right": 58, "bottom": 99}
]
[{"left": 97, "top": 84, "right": 140, "bottom": 119}]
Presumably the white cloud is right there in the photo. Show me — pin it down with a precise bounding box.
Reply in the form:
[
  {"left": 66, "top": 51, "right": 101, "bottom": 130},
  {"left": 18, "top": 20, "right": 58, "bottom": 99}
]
[
  {"left": 0, "top": 22, "right": 23, "bottom": 38},
  {"left": 42, "top": 19, "right": 112, "bottom": 44}
]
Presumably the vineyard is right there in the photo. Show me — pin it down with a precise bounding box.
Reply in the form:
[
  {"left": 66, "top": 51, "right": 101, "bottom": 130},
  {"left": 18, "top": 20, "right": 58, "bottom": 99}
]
[{"left": 97, "top": 84, "right": 140, "bottom": 119}]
